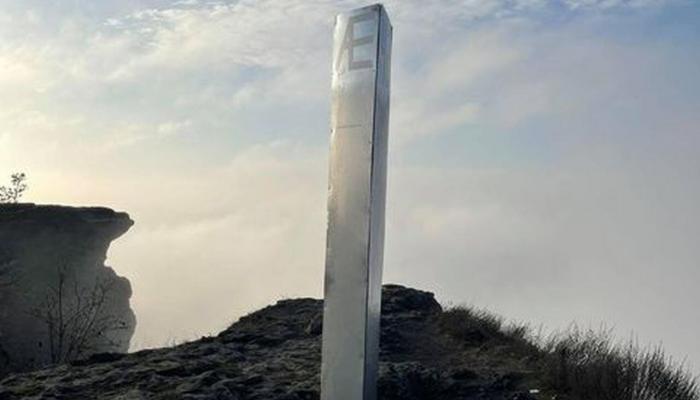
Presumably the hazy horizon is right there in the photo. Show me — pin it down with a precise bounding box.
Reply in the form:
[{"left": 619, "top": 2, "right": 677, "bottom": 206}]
[{"left": 1, "top": 0, "right": 699, "bottom": 375}]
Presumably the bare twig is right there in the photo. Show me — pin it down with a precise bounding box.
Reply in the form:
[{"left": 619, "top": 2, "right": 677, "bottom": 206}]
[
  {"left": 0, "top": 173, "right": 28, "bottom": 203},
  {"left": 29, "top": 265, "right": 128, "bottom": 363}
]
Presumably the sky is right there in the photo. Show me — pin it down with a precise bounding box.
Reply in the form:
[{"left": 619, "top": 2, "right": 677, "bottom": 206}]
[{"left": 1, "top": 0, "right": 699, "bottom": 374}]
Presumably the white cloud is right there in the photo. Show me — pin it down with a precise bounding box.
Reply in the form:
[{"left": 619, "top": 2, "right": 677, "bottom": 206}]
[
  {"left": 156, "top": 119, "right": 192, "bottom": 138},
  {"left": 563, "top": 0, "right": 681, "bottom": 9}
]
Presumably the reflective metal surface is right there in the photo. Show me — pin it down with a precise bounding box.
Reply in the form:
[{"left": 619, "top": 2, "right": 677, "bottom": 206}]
[{"left": 321, "top": 5, "right": 392, "bottom": 400}]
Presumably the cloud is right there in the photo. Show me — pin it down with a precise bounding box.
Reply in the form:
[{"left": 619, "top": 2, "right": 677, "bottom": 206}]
[
  {"left": 563, "top": 0, "right": 682, "bottom": 9},
  {"left": 0, "top": 0, "right": 684, "bottom": 155}
]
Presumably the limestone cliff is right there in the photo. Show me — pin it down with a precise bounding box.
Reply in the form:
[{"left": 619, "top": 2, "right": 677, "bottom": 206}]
[{"left": 0, "top": 204, "right": 135, "bottom": 376}]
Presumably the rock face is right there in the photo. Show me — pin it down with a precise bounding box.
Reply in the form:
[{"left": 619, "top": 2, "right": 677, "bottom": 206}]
[
  {"left": 0, "top": 285, "right": 543, "bottom": 400},
  {"left": 0, "top": 204, "right": 136, "bottom": 376}
]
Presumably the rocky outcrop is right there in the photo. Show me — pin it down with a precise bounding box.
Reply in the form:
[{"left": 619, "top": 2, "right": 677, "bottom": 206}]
[
  {"left": 0, "top": 204, "right": 136, "bottom": 376},
  {"left": 0, "top": 285, "right": 543, "bottom": 400}
]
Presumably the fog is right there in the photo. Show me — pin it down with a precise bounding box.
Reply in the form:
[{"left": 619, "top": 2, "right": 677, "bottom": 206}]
[{"left": 1, "top": 0, "right": 698, "bottom": 374}]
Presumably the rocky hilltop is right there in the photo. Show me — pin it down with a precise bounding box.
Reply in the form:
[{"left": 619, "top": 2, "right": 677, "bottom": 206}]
[
  {"left": 1, "top": 283, "right": 698, "bottom": 400},
  {"left": 0, "top": 204, "right": 136, "bottom": 376},
  {"left": 0, "top": 285, "right": 547, "bottom": 400}
]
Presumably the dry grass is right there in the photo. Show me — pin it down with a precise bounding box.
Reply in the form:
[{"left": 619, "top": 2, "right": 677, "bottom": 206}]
[
  {"left": 542, "top": 328, "right": 699, "bottom": 400},
  {"left": 438, "top": 306, "right": 699, "bottom": 400},
  {"left": 438, "top": 306, "right": 538, "bottom": 355},
  {"left": 438, "top": 307, "right": 508, "bottom": 343}
]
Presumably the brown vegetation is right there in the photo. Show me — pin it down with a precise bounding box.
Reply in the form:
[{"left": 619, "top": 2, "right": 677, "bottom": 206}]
[{"left": 439, "top": 306, "right": 699, "bottom": 400}]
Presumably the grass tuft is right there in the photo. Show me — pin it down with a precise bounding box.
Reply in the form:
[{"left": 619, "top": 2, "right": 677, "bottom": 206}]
[
  {"left": 541, "top": 328, "right": 699, "bottom": 400},
  {"left": 438, "top": 306, "right": 699, "bottom": 400},
  {"left": 438, "top": 307, "right": 506, "bottom": 344}
]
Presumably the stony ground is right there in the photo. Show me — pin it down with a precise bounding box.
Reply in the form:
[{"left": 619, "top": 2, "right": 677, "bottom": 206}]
[{"left": 0, "top": 285, "right": 550, "bottom": 400}]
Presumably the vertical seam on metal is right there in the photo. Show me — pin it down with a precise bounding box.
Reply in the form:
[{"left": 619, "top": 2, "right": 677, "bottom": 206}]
[{"left": 363, "top": 6, "right": 383, "bottom": 399}]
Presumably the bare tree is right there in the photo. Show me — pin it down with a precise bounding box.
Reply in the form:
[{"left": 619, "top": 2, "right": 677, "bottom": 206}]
[
  {"left": 29, "top": 266, "right": 129, "bottom": 363},
  {"left": 0, "top": 173, "right": 28, "bottom": 203}
]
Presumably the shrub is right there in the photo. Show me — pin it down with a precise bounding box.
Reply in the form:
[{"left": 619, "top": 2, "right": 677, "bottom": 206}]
[
  {"left": 29, "top": 266, "right": 130, "bottom": 364},
  {"left": 0, "top": 173, "right": 28, "bottom": 203}
]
